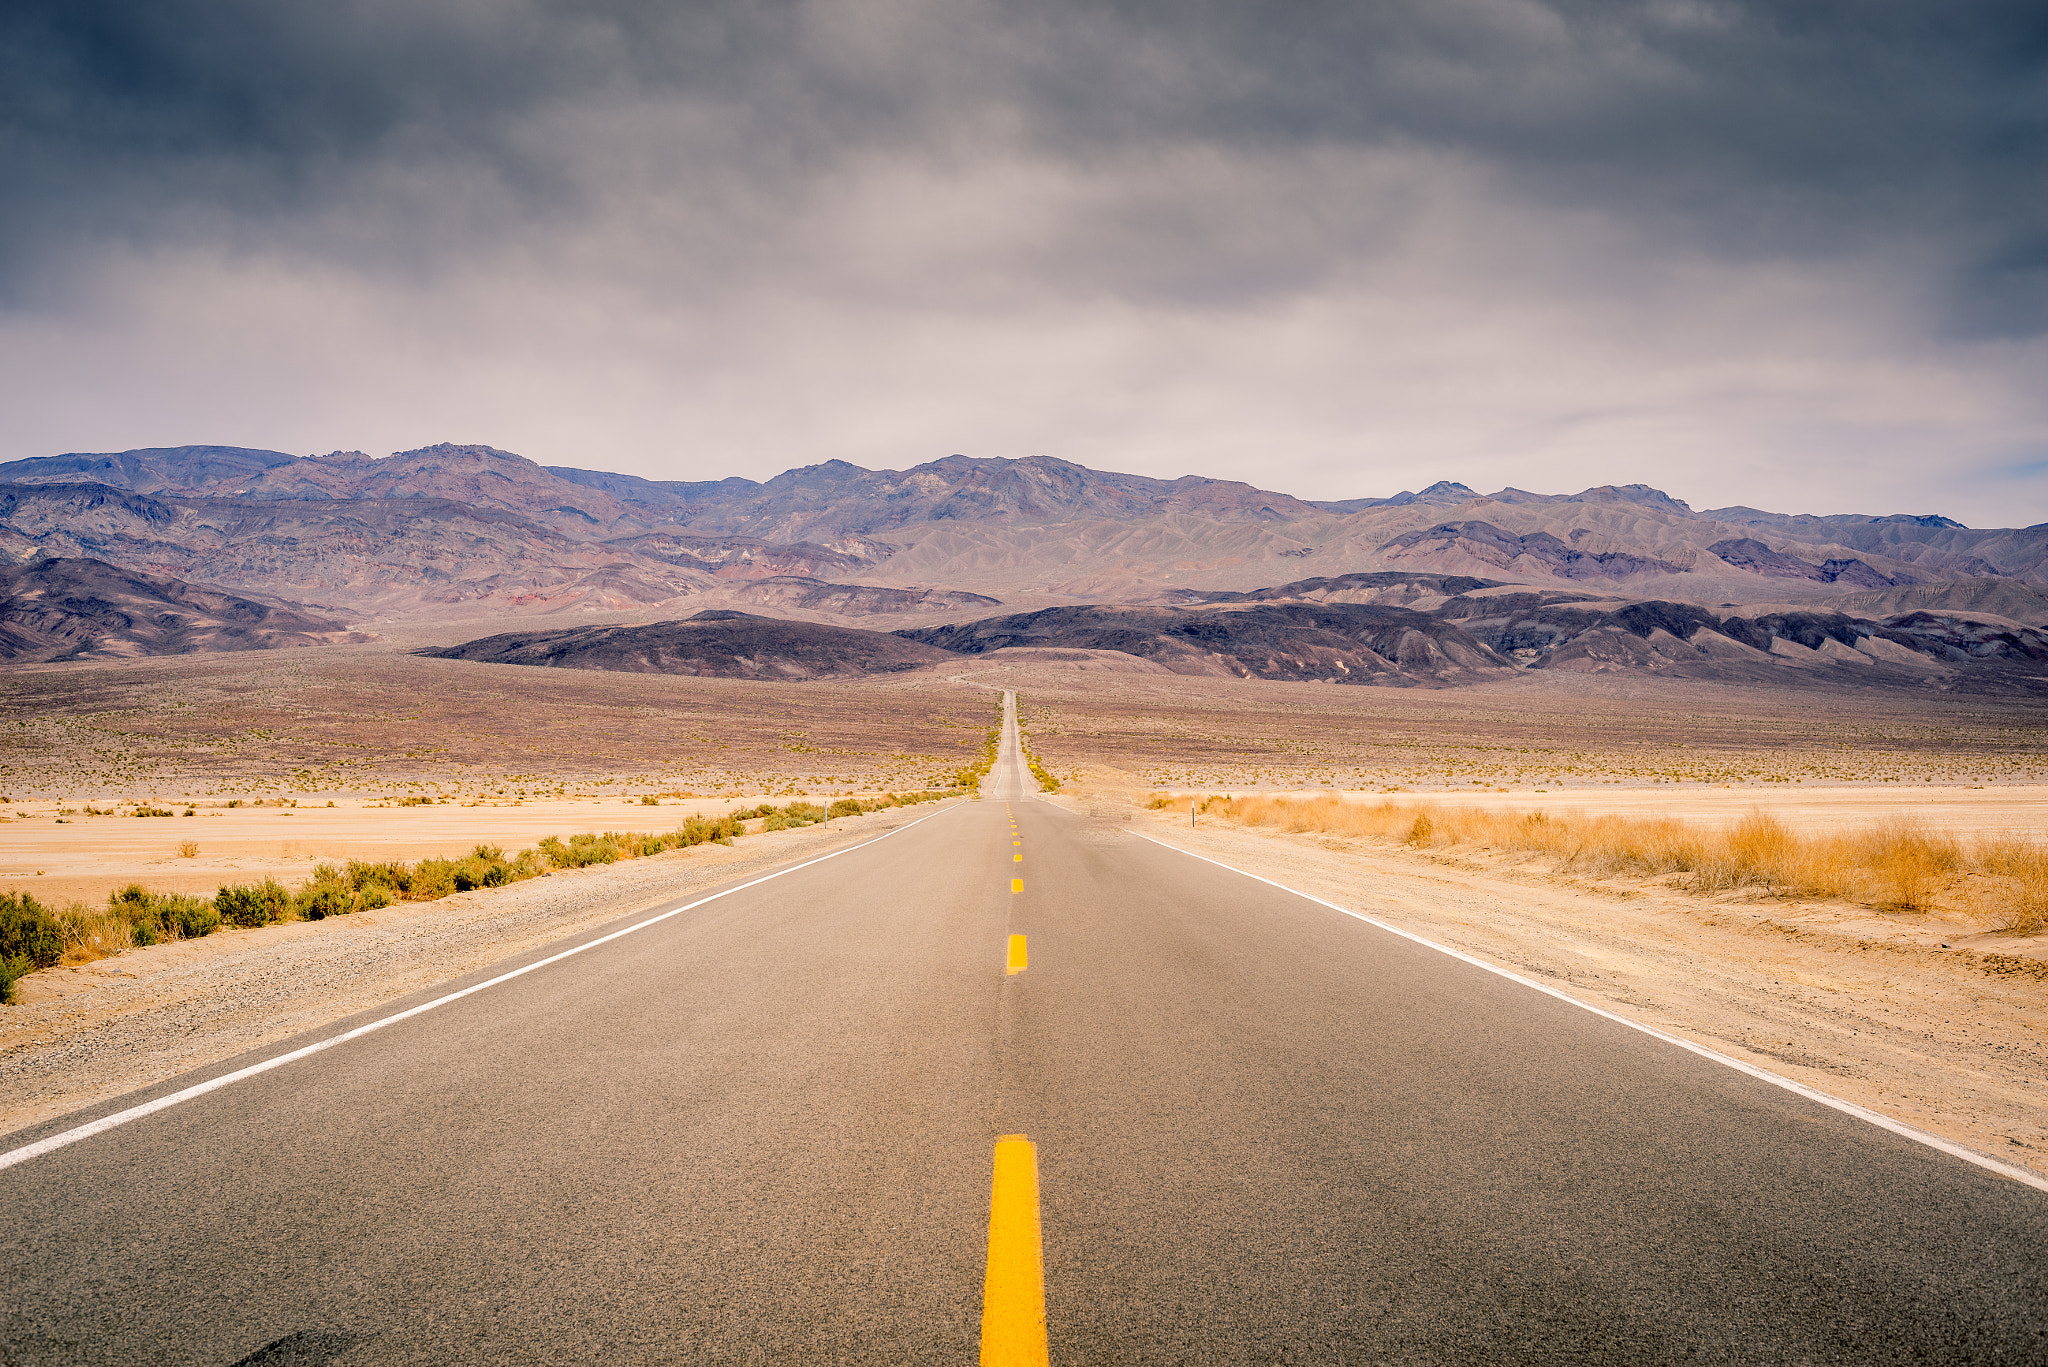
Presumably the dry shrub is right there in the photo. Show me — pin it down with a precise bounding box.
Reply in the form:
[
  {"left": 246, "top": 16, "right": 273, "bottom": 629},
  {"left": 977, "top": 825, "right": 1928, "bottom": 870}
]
[
  {"left": 1180, "top": 793, "right": 2011, "bottom": 918},
  {"left": 1977, "top": 835, "right": 2048, "bottom": 935},
  {"left": 1864, "top": 817, "right": 1959, "bottom": 911},
  {"left": 56, "top": 908, "right": 135, "bottom": 963}
]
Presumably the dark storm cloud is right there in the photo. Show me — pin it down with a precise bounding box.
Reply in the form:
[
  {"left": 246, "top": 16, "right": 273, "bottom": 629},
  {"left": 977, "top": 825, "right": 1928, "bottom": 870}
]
[
  {"left": 0, "top": 1, "right": 2042, "bottom": 518},
  {"left": 7, "top": 0, "right": 2040, "bottom": 308}
]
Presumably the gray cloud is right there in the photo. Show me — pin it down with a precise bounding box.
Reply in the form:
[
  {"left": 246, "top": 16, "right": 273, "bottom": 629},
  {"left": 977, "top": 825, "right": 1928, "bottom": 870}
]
[{"left": 1, "top": 0, "right": 2043, "bottom": 522}]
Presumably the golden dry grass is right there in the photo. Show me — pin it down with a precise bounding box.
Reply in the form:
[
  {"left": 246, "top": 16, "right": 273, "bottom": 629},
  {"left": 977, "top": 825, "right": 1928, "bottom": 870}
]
[
  {"left": 1977, "top": 836, "right": 2048, "bottom": 935},
  {"left": 1160, "top": 792, "right": 2043, "bottom": 927},
  {"left": 55, "top": 909, "right": 139, "bottom": 964}
]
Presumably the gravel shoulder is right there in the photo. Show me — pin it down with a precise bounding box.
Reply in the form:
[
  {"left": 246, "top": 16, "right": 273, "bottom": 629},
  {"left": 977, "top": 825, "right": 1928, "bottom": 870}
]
[
  {"left": 0, "top": 801, "right": 962, "bottom": 1139},
  {"left": 1059, "top": 793, "right": 2048, "bottom": 1183}
]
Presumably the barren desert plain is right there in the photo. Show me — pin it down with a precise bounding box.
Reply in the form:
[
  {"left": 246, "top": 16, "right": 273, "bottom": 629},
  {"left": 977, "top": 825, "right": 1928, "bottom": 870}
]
[{"left": 3, "top": 638, "right": 2047, "bottom": 1179}]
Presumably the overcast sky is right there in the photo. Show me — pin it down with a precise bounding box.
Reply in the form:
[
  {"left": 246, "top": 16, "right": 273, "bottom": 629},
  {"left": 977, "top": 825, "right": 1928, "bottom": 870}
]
[{"left": 2, "top": 0, "right": 2042, "bottom": 523}]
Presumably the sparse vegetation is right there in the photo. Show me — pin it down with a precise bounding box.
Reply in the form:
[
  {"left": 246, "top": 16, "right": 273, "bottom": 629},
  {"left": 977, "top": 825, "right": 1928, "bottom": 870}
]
[
  {"left": 735, "top": 791, "right": 948, "bottom": 830},
  {"left": 1, "top": 893, "right": 64, "bottom": 1003},
  {"left": 1020, "top": 739, "right": 1060, "bottom": 793},
  {"left": 1158, "top": 792, "right": 2043, "bottom": 924},
  {"left": 0, "top": 785, "right": 971, "bottom": 999},
  {"left": 1978, "top": 836, "right": 2048, "bottom": 936},
  {"left": 215, "top": 879, "right": 294, "bottom": 928},
  {"left": 109, "top": 884, "right": 221, "bottom": 942}
]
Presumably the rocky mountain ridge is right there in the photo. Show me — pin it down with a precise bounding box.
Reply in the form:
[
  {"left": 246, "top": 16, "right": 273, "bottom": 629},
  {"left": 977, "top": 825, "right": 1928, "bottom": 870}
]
[
  {"left": 0, "top": 557, "right": 365, "bottom": 663},
  {"left": 0, "top": 443, "right": 2041, "bottom": 628}
]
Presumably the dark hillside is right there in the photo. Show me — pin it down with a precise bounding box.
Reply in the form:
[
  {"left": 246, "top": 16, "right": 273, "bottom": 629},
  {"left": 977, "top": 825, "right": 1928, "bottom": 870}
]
[
  {"left": 421, "top": 610, "right": 955, "bottom": 679},
  {"left": 898, "top": 602, "right": 1512, "bottom": 686},
  {"left": 0, "top": 557, "right": 362, "bottom": 662}
]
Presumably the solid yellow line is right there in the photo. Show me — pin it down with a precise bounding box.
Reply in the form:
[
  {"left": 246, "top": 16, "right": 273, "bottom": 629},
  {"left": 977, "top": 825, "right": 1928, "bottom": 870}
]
[
  {"left": 980, "top": 1135, "right": 1049, "bottom": 1367},
  {"left": 1011, "top": 878, "right": 1023, "bottom": 894},
  {"left": 1006, "top": 933, "right": 1028, "bottom": 974}
]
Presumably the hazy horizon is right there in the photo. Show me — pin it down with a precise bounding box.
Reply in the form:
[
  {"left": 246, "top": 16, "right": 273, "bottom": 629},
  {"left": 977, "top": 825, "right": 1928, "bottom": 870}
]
[{"left": 3, "top": 1, "right": 2042, "bottom": 525}]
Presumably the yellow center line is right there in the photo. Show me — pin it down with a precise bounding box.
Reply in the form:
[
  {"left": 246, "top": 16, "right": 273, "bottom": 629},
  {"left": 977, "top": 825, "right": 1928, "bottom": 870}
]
[
  {"left": 1014, "top": 853, "right": 1022, "bottom": 862},
  {"left": 1011, "top": 878, "right": 1023, "bottom": 893},
  {"left": 980, "top": 1135, "right": 1049, "bottom": 1367},
  {"left": 1006, "top": 933, "right": 1028, "bottom": 974}
]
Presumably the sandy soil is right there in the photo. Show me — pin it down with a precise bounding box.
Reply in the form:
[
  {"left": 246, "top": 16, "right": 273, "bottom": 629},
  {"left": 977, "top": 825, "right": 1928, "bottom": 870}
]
[
  {"left": 1143, "top": 784, "right": 2048, "bottom": 840},
  {"left": 0, "top": 800, "right": 961, "bottom": 1139},
  {"left": 0, "top": 792, "right": 904, "bottom": 909},
  {"left": 1064, "top": 793, "right": 2048, "bottom": 1183},
  {"left": 5, "top": 649, "right": 2044, "bottom": 809}
]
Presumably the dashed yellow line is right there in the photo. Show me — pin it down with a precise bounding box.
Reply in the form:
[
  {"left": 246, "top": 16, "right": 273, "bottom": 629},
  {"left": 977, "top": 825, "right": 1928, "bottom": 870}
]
[
  {"left": 1011, "top": 878, "right": 1023, "bottom": 894},
  {"left": 1006, "top": 933, "right": 1028, "bottom": 975},
  {"left": 980, "top": 1135, "right": 1049, "bottom": 1367}
]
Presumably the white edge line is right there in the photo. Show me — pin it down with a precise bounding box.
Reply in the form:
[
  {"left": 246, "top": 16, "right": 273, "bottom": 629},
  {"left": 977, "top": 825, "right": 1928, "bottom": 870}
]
[
  {"left": 1135, "top": 831, "right": 2048, "bottom": 1196},
  {"left": 0, "top": 801, "right": 968, "bottom": 1174}
]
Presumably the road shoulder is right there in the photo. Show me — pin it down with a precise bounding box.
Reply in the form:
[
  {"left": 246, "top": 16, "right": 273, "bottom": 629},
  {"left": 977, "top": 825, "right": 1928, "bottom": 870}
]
[
  {"left": 0, "top": 802, "right": 963, "bottom": 1138},
  {"left": 1058, "top": 795, "right": 2048, "bottom": 1183}
]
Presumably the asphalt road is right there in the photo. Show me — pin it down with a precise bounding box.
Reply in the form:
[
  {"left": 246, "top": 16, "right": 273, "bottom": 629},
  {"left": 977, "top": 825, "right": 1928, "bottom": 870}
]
[{"left": 2, "top": 692, "right": 2043, "bottom": 1364}]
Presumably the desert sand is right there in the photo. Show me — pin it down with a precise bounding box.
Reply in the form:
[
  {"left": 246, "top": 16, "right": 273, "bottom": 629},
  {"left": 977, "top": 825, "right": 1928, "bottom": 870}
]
[{"left": 0, "top": 792, "right": 892, "bottom": 909}]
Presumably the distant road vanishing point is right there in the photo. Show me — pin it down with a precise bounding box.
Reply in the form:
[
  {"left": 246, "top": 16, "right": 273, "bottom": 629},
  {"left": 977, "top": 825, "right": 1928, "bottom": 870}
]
[{"left": 2, "top": 691, "right": 2042, "bottom": 1364}]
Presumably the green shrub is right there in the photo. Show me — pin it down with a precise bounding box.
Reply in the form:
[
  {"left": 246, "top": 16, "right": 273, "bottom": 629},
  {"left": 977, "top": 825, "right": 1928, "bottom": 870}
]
[
  {"left": 345, "top": 859, "right": 413, "bottom": 897},
  {"left": 537, "top": 834, "right": 618, "bottom": 869},
  {"left": 106, "top": 884, "right": 223, "bottom": 944},
  {"left": 672, "top": 815, "right": 740, "bottom": 846},
  {"left": 295, "top": 882, "right": 356, "bottom": 920},
  {"left": 216, "top": 879, "right": 293, "bottom": 928},
  {"left": 407, "top": 860, "right": 458, "bottom": 899},
  {"left": 1, "top": 892, "right": 63, "bottom": 1003},
  {"left": 161, "top": 895, "right": 221, "bottom": 938},
  {"left": 291, "top": 867, "right": 355, "bottom": 920},
  {"left": 453, "top": 856, "right": 513, "bottom": 890}
]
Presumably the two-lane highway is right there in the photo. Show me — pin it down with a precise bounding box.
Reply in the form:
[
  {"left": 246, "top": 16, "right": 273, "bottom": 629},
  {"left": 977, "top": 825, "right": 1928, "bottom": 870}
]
[{"left": 3, "top": 690, "right": 2043, "bottom": 1363}]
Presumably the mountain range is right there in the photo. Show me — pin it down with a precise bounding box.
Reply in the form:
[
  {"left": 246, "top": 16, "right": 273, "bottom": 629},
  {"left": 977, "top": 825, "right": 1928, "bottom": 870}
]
[{"left": 2, "top": 442, "right": 2045, "bottom": 687}]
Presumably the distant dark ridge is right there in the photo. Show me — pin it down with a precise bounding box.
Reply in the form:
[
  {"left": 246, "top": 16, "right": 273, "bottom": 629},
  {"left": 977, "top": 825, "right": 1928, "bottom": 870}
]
[
  {"left": 896, "top": 602, "right": 1513, "bottom": 687},
  {"left": 1382, "top": 521, "right": 1689, "bottom": 580},
  {"left": 419, "top": 609, "right": 955, "bottom": 680},
  {"left": 1163, "top": 571, "right": 1501, "bottom": 604},
  {"left": 0, "top": 556, "right": 360, "bottom": 663}
]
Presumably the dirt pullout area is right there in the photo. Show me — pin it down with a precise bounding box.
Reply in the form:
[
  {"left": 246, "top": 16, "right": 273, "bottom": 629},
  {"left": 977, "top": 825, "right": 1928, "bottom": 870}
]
[
  {"left": 0, "top": 801, "right": 959, "bottom": 1140},
  {"left": 1068, "top": 795, "right": 2048, "bottom": 1183}
]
